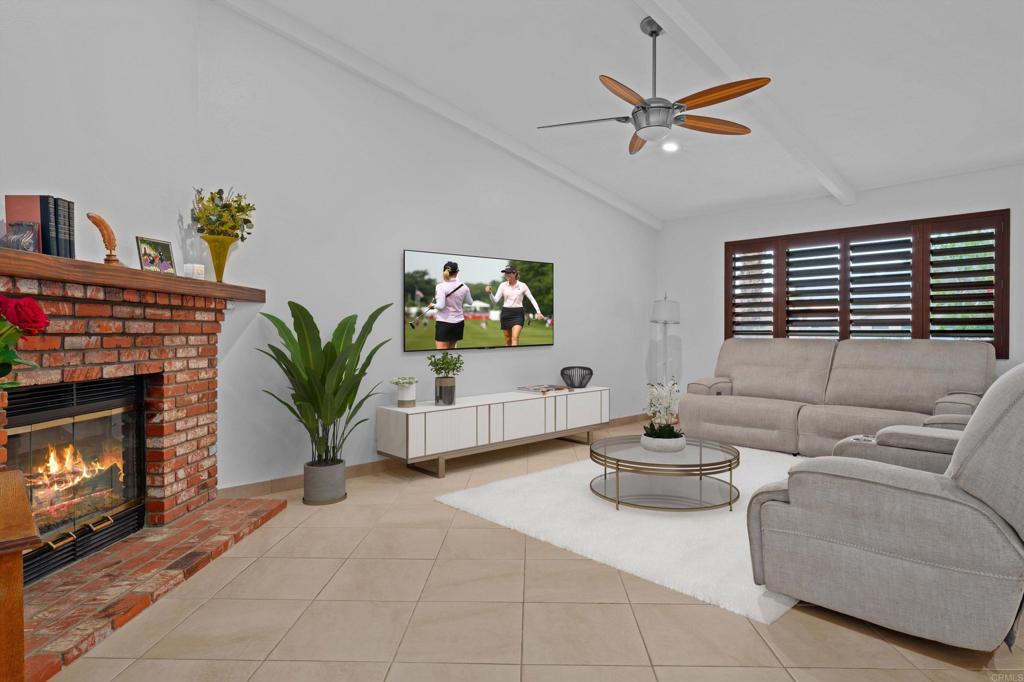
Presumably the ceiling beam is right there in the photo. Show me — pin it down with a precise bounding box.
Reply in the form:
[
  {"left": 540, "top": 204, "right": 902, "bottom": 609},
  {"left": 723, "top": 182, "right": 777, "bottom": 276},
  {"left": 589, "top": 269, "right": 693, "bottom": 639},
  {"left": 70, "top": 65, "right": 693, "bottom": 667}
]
[
  {"left": 634, "top": 0, "right": 858, "bottom": 205},
  {"left": 215, "top": 0, "right": 664, "bottom": 230}
]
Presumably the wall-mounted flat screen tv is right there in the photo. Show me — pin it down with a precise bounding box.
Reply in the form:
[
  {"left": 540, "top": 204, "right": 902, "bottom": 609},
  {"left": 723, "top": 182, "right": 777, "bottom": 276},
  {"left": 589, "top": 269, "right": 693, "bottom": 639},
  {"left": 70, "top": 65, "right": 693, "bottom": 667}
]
[{"left": 404, "top": 250, "right": 554, "bottom": 351}]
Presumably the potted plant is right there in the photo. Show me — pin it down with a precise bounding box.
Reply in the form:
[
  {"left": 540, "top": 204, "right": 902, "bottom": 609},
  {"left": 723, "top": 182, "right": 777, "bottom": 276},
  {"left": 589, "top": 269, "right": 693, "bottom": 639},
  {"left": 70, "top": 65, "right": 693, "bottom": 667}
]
[
  {"left": 191, "top": 187, "right": 255, "bottom": 283},
  {"left": 391, "top": 376, "right": 417, "bottom": 407},
  {"left": 426, "top": 351, "right": 463, "bottom": 405},
  {"left": 260, "top": 301, "right": 390, "bottom": 505},
  {"left": 0, "top": 295, "right": 49, "bottom": 387},
  {"left": 640, "top": 381, "right": 686, "bottom": 452}
]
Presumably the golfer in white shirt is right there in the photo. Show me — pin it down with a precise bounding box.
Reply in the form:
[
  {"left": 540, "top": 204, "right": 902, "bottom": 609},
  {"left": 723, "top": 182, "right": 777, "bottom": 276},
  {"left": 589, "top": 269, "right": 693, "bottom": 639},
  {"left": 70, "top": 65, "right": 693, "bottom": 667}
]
[{"left": 485, "top": 266, "right": 543, "bottom": 347}]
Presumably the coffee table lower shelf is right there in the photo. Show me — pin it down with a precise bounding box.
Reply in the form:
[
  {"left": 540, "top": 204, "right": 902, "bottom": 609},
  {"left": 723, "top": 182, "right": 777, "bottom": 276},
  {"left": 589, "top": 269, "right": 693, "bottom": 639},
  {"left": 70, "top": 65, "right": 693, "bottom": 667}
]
[{"left": 589, "top": 471, "right": 739, "bottom": 512}]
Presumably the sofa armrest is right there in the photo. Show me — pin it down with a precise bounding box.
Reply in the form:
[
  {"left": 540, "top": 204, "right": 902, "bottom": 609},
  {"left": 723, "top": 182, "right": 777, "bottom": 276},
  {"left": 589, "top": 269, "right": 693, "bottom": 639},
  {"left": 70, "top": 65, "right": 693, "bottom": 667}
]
[
  {"left": 923, "top": 414, "right": 971, "bottom": 431},
  {"left": 875, "top": 425, "right": 962, "bottom": 455},
  {"left": 687, "top": 376, "right": 732, "bottom": 396},
  {"left": 935, "top": 392, "right": 982, "bottom": 416},
  {"left": 747, "top": 479, "right": 789, "bottom": 585},
  {"left": 779, "top": 457, "right": 1024, "bottom": 575}
]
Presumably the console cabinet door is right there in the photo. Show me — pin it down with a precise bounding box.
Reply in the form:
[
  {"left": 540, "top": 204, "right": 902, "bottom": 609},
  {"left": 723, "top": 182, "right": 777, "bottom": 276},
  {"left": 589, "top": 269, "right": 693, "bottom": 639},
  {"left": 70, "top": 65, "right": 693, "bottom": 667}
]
[
  {"left": 502, "top": 398, "right": 546, "bottom": 441},
  {"left": 424, "top": 408, "right": 477, "bottom": 455},
  {"left": 566, "top": 391, "right": 603, "bottom": 429}
]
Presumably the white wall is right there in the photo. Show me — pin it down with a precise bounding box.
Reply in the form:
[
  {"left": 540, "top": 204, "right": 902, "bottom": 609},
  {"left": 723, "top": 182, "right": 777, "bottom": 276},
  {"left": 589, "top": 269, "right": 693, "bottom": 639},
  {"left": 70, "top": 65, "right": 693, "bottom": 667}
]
[
  {"left": 656, "top": 164, "right": 1024, "bottom": 381},
  {"left": 0, "top": 1, "right": 657, "bottom": 487}
]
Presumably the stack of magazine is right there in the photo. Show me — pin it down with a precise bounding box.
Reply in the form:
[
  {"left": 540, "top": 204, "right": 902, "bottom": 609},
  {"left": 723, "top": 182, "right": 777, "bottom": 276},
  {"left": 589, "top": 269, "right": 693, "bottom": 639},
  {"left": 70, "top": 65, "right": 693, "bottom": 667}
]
[{"left": 516, "top": 385, "right": 574, "bottom": 395}]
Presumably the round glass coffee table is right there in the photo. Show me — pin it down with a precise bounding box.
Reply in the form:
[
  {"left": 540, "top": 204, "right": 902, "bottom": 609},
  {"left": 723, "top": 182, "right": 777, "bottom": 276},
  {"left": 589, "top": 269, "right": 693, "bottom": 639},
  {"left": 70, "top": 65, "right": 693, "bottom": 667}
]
[{"left": 589, "top": 436, "right": 740, "bottom": 512}]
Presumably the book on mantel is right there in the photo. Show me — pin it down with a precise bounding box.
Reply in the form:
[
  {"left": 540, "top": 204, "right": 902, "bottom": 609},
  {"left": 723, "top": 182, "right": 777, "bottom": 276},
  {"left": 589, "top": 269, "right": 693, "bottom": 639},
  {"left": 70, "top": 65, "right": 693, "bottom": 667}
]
[{"left": 3, "top": 194, "right": 75, "bottom": 257}]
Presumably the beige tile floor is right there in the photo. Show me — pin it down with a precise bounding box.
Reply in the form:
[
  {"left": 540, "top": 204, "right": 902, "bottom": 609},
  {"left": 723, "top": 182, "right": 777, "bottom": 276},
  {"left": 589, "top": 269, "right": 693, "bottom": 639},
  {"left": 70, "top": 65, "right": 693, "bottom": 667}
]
[{"left": 58, "top": 424, "right": 1023, "bottom": 682}]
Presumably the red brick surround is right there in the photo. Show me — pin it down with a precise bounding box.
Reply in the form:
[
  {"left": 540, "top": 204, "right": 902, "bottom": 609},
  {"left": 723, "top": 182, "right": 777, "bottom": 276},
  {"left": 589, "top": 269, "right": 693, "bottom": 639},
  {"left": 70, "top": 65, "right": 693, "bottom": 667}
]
[{"left": 0, "top": 275, "right": 225, "bottom": 525}]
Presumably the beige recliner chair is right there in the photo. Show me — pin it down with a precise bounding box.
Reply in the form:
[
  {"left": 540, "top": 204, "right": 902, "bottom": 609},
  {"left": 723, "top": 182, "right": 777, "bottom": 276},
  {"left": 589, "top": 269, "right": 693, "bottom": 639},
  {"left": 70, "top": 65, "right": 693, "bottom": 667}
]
[{"left": 747, "top": 363, "right": 1024, "bottom": 651}]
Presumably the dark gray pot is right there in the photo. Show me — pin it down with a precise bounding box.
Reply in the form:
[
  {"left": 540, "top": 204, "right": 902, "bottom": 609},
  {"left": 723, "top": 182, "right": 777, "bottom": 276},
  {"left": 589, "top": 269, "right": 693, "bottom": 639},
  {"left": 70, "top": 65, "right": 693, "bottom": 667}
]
[
  {"left": 435, "top": 376, "right": 456, "bottom": 405},
  {"left": 303, "top": 460, "right": 347, "bottom": 505}
]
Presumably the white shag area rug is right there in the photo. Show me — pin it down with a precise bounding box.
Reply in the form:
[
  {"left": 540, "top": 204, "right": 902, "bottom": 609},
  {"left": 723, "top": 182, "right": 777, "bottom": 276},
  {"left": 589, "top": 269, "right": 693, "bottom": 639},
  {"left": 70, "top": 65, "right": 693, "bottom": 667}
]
[{"left": 437, "top": 448, "right": 800, "bottom": 624}]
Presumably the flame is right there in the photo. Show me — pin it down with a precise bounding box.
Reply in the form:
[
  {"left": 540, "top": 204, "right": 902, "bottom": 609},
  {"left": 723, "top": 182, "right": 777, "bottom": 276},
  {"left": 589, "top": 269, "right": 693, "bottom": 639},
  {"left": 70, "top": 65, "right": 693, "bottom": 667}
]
[{"left": 35, "top": 443, "right": 123, "bottom": 492}]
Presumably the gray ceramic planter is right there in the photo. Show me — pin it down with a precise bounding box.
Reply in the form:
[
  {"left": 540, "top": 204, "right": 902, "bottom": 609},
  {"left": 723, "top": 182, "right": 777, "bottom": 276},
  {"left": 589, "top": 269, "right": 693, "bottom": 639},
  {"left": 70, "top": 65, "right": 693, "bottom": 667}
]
[{"left": 303, "top": 461, "right": 347, "bottom": 505}]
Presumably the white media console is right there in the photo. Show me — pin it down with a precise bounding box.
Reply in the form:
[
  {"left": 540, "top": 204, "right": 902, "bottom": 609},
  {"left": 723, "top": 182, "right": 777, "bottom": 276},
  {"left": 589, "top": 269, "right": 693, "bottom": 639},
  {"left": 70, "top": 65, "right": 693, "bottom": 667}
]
[{"left": 375, "top": 386, "right": 611, "bottom": 477}]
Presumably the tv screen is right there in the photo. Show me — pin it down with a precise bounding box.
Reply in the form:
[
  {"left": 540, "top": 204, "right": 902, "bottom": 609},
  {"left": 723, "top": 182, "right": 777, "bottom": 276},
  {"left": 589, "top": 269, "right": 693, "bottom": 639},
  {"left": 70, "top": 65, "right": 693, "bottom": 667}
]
[{"left": 404, "top": 250, "right": 554, "bottom": 351}]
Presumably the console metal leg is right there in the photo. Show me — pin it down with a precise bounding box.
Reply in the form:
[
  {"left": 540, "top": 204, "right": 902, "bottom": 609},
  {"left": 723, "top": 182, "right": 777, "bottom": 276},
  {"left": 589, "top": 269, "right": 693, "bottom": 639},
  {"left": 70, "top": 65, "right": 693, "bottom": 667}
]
[{"left": 407, "top": 456, "right": 446, "bottom": 478}]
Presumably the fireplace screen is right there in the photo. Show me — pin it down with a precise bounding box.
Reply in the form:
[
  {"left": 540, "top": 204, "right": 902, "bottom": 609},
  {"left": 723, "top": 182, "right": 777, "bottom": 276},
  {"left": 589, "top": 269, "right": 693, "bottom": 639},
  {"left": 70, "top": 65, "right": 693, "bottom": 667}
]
[
  {"left": 8, "top": 407, "right": 142, "bottom": 539},
  {"left": 5, "top": 378, "right": 145, "bottom": 559}
]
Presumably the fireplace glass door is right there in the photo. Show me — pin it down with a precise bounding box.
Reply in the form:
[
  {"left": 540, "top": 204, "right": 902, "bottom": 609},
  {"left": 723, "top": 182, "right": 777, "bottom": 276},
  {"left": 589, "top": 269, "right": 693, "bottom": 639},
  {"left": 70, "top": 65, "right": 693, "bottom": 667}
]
[
  {"left": 5, "top": 378, "right": 145, "bottom": 550},
  {"left": 8, "top": 407, "right": 142, "bottom": 539}
]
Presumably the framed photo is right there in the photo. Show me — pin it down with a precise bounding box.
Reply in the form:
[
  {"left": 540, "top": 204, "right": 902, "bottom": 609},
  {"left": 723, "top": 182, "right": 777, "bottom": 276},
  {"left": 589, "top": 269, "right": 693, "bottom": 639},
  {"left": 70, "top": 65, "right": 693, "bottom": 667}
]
[
  {"left": 0, "top": 222, "right": 42, "bottom": 253},
  {"left": 136, "top": 237, "right": 176, "bottom": 274}
]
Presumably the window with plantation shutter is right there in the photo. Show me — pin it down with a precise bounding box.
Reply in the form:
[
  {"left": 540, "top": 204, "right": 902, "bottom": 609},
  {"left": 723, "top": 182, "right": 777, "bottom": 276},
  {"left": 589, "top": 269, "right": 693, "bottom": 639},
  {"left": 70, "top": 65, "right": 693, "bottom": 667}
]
[
  {"left": 723, "top": 209, "right": 1009, "bottom": 358},
  {"left": 849, "top": 234, "right": 913, "bottom": 338},
  {"left": 785, "top": 243, "right": 841, "bottom": 338},
  {"left": 728, "top": 248, "right": 775, "bottom": 337},
  {"left": 928, "top": 227, "right": 997, "bottom": 343}
]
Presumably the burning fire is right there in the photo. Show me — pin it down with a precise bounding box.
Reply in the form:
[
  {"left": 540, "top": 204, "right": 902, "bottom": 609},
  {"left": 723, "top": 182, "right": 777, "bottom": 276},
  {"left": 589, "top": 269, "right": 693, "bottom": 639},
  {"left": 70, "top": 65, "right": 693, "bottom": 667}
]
[{"left": 35, "top": 443, "right": 123, "bottom": 492}]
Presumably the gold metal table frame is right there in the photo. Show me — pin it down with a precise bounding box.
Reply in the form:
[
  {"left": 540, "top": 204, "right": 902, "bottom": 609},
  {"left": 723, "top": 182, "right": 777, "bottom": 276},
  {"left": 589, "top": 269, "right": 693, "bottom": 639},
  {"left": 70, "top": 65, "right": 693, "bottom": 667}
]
[{"left": 589, "top": 435, "right": 740, "bottom": 512}]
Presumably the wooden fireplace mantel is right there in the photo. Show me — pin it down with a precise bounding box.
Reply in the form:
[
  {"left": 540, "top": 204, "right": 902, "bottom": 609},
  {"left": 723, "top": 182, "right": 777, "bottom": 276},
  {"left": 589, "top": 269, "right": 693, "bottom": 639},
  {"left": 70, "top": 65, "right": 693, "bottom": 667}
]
[{"left": 0, "top": 250, "right": 266, "bottom": 303}]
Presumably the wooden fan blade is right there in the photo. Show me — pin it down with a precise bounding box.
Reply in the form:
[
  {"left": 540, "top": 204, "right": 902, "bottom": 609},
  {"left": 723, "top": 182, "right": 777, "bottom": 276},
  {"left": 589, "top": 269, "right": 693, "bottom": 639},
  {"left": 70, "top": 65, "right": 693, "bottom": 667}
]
[
  {"left": 600, "top": 75, "right": 645, "bottom": 106},
  {"left": 678, "top": 114, "right": 751, "bottom": 135},
  {"left": 628, "top": 133, "right": 646, "bottom": 155},
  {"left": 675, "top": 77, "right": 770, "bottom": 110}
]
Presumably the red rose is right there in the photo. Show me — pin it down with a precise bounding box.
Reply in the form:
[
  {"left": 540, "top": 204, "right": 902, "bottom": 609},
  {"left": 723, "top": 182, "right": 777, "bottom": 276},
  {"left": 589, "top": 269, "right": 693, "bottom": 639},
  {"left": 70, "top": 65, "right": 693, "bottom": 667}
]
[{"left": 1, "top": 296, "right": 49, "bottom": 335}]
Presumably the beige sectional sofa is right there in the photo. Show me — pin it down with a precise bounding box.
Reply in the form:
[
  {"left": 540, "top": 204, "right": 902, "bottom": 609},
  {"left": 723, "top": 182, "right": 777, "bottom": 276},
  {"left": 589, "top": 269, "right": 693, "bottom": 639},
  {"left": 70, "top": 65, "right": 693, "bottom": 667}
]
[{"left": 681, "top": 338, "right": 995, "bottom": 456}]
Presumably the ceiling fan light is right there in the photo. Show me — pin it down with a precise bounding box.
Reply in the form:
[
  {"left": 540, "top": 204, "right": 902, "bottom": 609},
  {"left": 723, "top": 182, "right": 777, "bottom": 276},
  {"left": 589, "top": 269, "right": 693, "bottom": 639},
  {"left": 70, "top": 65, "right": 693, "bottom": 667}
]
[{"left": 637, "top": 125, "right": 670, "bottom": 142}]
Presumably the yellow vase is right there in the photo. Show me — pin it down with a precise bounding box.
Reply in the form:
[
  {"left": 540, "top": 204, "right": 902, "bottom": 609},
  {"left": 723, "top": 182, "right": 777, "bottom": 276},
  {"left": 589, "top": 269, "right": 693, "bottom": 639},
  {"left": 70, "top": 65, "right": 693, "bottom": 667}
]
[{"left": 201, "top": 234, "right": 238, "bottom": 283}]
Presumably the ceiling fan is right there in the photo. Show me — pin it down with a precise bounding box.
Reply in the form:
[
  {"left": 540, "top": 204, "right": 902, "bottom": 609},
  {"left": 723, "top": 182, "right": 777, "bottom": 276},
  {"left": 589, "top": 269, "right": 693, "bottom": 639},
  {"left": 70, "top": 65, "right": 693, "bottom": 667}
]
[{"left": 538, "top": 16, "right": 771, "bottom": 155}]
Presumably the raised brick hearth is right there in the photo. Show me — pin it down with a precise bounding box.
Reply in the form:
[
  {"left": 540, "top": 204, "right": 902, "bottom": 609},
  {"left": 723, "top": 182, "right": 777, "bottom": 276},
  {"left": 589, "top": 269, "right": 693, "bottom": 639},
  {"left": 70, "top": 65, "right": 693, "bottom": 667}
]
[{"left": 1, "top": 275, "right": 225, "bottom": 525}]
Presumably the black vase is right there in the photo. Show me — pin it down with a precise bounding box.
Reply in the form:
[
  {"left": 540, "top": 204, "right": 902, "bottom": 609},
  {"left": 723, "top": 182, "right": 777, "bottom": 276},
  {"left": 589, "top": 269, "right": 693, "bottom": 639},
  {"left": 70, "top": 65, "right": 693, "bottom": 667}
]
[
  {"left": 560, "top": 366, "right": 593, "bottom": 388},
  {"left": 435, "top": 377, "right": 456, "bottom": 405}
]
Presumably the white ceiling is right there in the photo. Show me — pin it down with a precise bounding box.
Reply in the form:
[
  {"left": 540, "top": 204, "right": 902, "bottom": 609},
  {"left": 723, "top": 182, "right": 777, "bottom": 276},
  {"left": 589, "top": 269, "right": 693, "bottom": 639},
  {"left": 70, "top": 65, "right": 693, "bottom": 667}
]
[{"left": 248, "top": 0, "right": 1024, "bottom": 226}]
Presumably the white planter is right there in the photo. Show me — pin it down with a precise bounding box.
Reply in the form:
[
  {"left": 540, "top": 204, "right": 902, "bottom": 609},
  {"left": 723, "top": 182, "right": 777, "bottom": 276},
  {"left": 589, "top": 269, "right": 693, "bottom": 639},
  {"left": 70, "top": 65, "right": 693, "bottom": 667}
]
[
  {"left": 640, "top": 434, "right": 687, "bottom": 452},
  {"left": 396, "top": 383, "right": 416, "bottom": 407}
]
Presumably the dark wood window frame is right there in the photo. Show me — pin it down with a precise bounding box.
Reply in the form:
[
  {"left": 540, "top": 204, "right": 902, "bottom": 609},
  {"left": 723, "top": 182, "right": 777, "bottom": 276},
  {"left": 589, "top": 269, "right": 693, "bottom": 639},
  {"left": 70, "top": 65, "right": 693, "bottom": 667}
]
[{"left": 724, "top": 209, "right": 1010, "bottom": 359}]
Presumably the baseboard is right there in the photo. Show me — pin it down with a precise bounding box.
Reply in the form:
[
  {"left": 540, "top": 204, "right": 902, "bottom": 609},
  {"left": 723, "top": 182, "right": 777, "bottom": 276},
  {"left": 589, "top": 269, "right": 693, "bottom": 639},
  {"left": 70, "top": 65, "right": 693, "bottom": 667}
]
[
  {"left": 218, "top": 414, "right": 646, "bottom": 498},
  {"left": 218, "top": 458, "right": 404, "bottom": 498}
]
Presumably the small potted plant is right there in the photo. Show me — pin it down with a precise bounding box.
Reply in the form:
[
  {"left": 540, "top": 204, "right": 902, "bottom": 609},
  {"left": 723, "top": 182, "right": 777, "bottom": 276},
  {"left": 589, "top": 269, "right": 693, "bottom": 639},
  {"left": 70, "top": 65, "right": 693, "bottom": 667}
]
[
  {"left": 640, "top": 381, "right": 686, "bottom": 452},
  {"left": 391, "top": 376, "right": 418, "bottom": 407},
  {"left": 260, "top": 301, "right": 390, "bottom": 505},
  {"left": 191, "top": 187, "right": 255, "bottom": 283},
  {"left": 426, "top": 351, "right": 463, "bottom": 405}
]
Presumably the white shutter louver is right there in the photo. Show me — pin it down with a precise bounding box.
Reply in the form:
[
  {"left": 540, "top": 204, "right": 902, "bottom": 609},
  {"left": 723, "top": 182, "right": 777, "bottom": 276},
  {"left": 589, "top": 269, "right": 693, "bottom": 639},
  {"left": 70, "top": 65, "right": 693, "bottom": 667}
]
[
  {"left": 730, "top": 249, "right": 774, "bottom": 337},
  {"left": 785, "top": 243, "right": 840, "bottom": 338},
  {"left": 929, "top": 228, "right": 997, "bottom": 342},
  {"left": 848, "top": 235, "right": 913, "bottom": 338}
]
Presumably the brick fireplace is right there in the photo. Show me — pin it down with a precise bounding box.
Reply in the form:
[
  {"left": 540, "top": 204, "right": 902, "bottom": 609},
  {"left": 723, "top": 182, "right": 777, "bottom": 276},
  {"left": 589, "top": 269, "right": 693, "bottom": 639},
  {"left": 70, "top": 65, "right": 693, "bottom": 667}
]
[
  {"left": 2, "top": 275, "right": 225, "bottom": 527},
  {"left": 0, "top": 250, "right": 276, "bottom": 682}
]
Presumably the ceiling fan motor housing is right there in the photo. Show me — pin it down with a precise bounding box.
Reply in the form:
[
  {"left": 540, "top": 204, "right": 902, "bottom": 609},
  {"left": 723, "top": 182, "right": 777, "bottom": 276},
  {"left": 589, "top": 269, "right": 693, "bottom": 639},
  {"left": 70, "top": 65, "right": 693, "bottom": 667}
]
[{"left": 632, "top": 98, "right": 678, "bottom": 141}]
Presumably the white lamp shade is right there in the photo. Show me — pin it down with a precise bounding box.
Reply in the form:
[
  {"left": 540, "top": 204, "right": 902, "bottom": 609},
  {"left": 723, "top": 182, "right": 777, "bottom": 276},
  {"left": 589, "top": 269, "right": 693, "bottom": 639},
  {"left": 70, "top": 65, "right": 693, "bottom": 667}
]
[{"left": 651, "top": 298, "right": 680, "bottom": 324}]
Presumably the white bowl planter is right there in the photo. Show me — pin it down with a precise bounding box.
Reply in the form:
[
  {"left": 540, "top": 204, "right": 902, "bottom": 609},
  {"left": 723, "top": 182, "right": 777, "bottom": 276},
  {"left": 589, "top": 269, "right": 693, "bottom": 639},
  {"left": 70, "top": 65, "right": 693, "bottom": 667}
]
[
  {"left": 396, "top": 383, "right": 416, "bottom": 407},
  {"left": 640, "top": 434, "right": 687, "bottom": 452}
]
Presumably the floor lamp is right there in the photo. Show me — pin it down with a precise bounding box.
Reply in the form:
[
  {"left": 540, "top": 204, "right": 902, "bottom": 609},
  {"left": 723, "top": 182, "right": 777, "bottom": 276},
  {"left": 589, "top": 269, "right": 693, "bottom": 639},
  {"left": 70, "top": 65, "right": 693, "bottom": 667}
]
[{"left": 650, "top": 294, "right": 680, "bottom": 384}]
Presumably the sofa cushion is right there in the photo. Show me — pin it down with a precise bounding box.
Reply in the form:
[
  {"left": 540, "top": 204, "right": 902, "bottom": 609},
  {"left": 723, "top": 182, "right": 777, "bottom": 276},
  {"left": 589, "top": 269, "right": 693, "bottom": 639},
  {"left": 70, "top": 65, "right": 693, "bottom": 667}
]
[
  {"left": 948, "top": 363, "right": 1024, "bottom": 540},
  {"left": 923, "top": 414, "right": 971, "bottom": 430},
  {"left": 714, "top": 338, "right": 836, "bottom": 404},
  {"left": 824, "top": 340, "right": 994, "bottom": 415},
  {"left": 798, "top": 404, "right": 927, "bottom": 457},
  {"left": 680, "top": 393, "right": 803, "bottom": 453}
]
